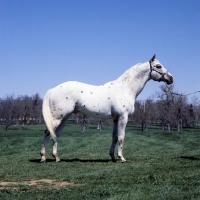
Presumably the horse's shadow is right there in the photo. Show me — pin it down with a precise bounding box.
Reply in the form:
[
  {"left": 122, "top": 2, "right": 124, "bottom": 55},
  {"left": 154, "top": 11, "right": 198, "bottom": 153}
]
[
  {"left": 63, "top": 158, "right": 111, "bottom": 162},
  {"left": 29, "top": 158, "right": 112, "bottom": 163},
  {"left": 29, "top": 155, "right": 200, "bottom": 163},
  {"left": 177, "top": 156, "right": 200, "bottom": 161}
]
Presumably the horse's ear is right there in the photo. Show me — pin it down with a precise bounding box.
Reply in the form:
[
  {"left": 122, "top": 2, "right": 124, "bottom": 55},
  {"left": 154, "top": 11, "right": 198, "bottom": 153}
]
[{"left": 149, "top": 54, "right": 156, "bottom": 63}]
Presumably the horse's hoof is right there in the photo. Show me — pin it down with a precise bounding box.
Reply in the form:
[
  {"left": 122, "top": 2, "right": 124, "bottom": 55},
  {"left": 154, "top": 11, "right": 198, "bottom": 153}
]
[
  {"left": 40, "top": 160, "right": 46, "bottom": 163},
  {"left": 111, "top": 159, "right": 117, "bottom": 162},
  {"left": 121, "top": 160, "right": 127, "bottom": 163}
]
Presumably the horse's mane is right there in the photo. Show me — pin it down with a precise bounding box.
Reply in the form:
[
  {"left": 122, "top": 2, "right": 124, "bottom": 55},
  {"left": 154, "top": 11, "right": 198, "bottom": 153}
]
[{"left": 116, "top": 63, "right": 142, "bottom": 82}]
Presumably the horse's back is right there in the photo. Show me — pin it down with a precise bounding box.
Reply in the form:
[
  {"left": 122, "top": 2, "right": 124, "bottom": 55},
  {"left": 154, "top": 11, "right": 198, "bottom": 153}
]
[{"left": 49, "top": 81, "right": 102, "bottom": 100}]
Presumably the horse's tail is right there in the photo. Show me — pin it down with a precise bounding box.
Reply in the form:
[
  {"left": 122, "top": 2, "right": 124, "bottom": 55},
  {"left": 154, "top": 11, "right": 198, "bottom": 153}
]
[{"left": 42, "top": 90, "right": 56, "bottom": 140}]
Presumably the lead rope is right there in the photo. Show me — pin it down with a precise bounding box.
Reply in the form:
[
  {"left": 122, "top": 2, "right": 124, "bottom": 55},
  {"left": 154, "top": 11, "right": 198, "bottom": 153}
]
[
  {"left": 165, "top": 83, "right": 200, "bottom": 96},
  {"left": 149, "top": 62, "right": 199, "bottom": 96}
]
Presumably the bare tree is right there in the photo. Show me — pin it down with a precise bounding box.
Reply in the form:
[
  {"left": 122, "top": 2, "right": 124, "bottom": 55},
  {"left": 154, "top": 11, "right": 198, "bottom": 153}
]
[
  {"left": 97, "top": 119, "right": 103, "bottom": 132},
  {"left": 156, "top": 84, "right": 175, "bottom": 132},
  {"left": 0, "top": 94, "right": 43, "bottom": 131},
  {"left": 80, "top": 114, "right": 87, "bottom": 132},
  {"left": 155, "top": 84, "right": 199, "bottom": 131},
  {"left": 20, "top": 94, "right": 40, "bottom": 128},
  {"left": 190, "top": 96, "right": 200, "bottom": 127},
  {"left": 0, "top": 94, "right": 17, "bottom": 133},
  {"left": 31, "top": 94, "right": 43, "bottom": 123},
  {"left": 172, "top": 95, "right": 189, "bottom": 132},
  {"left": 73, "top": 113, "right": 88, "bottom": 132},
  {"left": 131, "top": 98, "right": 155, "bottom": 132}
]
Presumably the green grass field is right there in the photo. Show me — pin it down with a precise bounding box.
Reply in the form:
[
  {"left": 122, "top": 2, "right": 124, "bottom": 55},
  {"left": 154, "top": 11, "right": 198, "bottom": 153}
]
[{"left": 0, "top": 123, "right": 200, "bottom": 199}]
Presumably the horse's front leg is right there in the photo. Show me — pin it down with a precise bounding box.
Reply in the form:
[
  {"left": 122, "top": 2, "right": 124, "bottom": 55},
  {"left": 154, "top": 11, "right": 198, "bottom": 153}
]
[
  {"left": 117, "top": 115, "right": 128, "bottom": 163},
  {"left": 40, "top": 129, "right": 50, "bottom": 163},
  {"left": 109, "top": 119, "right": 118, "bottom": 162}
]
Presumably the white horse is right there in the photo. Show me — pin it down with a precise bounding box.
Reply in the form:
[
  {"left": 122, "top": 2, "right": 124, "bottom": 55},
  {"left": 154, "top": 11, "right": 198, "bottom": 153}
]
[{"left": 40, "top": 55, "right": 173, "bottom": 163}]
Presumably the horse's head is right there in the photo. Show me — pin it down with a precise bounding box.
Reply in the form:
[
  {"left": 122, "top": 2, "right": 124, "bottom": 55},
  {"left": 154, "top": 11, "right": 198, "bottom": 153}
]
[{"left": 149, "top": 55, "right": 173, "bottom": 85}]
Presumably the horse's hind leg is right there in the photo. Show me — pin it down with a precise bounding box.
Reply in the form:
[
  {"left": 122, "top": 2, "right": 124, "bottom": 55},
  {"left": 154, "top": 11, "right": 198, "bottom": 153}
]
[
  {"left": 40, "top": 129, "right": 51, "bottom": 163},
  {"left": 52, "top": 138, "right": 60, "bottom": 162},
  {"left": 52, "top": 118, "right": 68, "bottom": 162}
]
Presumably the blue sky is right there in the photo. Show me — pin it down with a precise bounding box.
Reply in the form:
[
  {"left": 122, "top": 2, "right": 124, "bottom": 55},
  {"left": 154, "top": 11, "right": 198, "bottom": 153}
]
[{"left": 0, "top": 0, "right": 200, "bottom": 100}]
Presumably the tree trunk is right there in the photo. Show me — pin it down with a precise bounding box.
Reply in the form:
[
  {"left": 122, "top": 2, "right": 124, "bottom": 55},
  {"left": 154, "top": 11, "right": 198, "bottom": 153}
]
[
  {"left": 162, "top": 123, "right": 165, "bottom": 132},
  {"left": 167, "top": 123, "right": 171, "bottom": 132},
  {"left": 180, "top": 118, "right": 182, "bottom": 132},
  {"left": 97, "top": 120, "right": 102, "bottom": 133},
  {"left": 81, "top": 120, "right": 85, "bottom": 132},
  {"left": 21, "top": 123, "right": 24, "bottom": 130},
  {"left": 141, "top": 120, "right": 145, "bottom": 132}
]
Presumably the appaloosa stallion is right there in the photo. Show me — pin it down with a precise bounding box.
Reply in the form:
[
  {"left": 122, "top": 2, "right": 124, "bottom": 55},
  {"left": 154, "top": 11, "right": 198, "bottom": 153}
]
[{"left": 40, "top": 55, "right": 173, "bottom": 163}]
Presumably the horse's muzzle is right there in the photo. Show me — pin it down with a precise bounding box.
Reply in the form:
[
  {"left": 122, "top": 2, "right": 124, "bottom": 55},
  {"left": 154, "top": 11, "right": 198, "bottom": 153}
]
[{"left": 165, "top": 73, "right": 173, "bottom": 85}]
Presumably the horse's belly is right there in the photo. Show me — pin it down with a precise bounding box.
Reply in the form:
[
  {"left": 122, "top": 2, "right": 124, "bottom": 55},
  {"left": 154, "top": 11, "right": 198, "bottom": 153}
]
[{"left": 76, "top": 104, "right": 113, "bottom": 119}]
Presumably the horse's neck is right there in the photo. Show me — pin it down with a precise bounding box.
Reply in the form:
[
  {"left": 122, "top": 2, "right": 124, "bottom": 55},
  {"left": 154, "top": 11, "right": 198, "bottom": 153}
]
[{"left": 116, "top": 62, "right": 150, "bottom": 99}]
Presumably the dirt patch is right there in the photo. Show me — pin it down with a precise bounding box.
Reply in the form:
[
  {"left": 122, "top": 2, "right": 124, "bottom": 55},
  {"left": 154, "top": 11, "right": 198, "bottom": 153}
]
[{"left": 0, "top": 179, "right": 76, "bottom": 190}]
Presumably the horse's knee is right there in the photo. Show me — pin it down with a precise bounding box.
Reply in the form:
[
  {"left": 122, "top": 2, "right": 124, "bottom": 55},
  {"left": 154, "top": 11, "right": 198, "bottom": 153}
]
[{"left": 118, "top": 136, "right": 124, "bottom": 144}]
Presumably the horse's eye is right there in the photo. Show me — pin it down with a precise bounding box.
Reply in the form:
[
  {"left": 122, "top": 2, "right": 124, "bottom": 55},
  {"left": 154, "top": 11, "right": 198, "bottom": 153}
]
[{"left": 156, "top": 65, "right": 162, "bottom": 69}]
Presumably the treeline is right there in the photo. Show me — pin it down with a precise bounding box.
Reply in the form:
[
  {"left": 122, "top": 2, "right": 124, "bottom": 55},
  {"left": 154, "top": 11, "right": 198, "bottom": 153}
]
[
  {"left": 131, "top": 85, "right": 200, "bottom": 132},
  {"left": 0, "top": 94, "right": 43, "bottom": 132},
  {"left": 1, "top": 84, "right": 200, "bottom": 133}
]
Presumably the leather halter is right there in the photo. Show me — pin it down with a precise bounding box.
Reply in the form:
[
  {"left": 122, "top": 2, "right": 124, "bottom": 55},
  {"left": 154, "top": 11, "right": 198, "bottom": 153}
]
[{"left": 149, "top": 61, "right": 167, "bottom": 81}]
